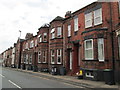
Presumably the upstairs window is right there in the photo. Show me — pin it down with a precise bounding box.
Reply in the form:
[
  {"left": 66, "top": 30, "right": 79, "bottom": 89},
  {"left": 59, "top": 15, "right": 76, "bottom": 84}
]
[
  {"left": 68, "top": 25, "right": 71, "bottom": 37},
  {"left": 94, "top": 8, "right": 102, "bottom": 25},
  {"left": 85, "top": 12, "right": 92, "bottom": 28},
  {"left": 43, "top": 33, "right": 47, "bottom": 42},
  {"left": 51, "top": 28, "right": 55, "bottom": 39},
  {"left": 26, "top": 43, "right": 28, "bottom": 49},
  {"left": 57, "top": 49, "right": 62, "bottom": 64},
  {"left": 39, "top": 34, "right": 42, "bottom": 42},
  {"left": 98, "top": 38, "right": 104, "bottom": 62},
  {"left": 74, "top": 17, "right": 78, "bottom": 32},
  {"left": 30, "top": 40, "right": 34, "bottom": 48},
  {"left": 51, "top": 50, "right": 55, "bottom": 64},
  {"left": 35, "top": 39, "right": 37, "bottom": 46},
  {"left": 57, "top": 27, "right": 62, "bottom": 37},
  {"left": 84, "top": 39, "right": 94, "bottom": 60}
]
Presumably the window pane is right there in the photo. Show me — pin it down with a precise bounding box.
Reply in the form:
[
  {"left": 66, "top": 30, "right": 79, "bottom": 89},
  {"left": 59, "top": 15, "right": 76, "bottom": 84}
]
[
  {"left": 86, "top": 40, "right": 92, "bottom": 49},
  {"left": 57, "top": 27, "right": 61, "bottom": 36},
  {"left": 85, "top": 12, "right": 92, "bottom": 28}
]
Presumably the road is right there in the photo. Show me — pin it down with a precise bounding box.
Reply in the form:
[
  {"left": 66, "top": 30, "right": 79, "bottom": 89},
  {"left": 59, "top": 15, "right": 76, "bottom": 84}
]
[{"left": 0, "top": 66, "right": 85, "bottom": 89}]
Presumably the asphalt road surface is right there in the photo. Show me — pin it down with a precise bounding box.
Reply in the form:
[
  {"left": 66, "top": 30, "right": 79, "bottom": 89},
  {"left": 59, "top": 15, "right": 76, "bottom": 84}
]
[{"left": 0, "top": 66, "right": 85, "bottom": 89}]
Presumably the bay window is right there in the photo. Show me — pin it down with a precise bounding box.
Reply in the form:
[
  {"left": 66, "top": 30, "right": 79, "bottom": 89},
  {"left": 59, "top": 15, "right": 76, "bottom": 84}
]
[{"left": 84, "top": 39, "right": 94, "bottom": 60}]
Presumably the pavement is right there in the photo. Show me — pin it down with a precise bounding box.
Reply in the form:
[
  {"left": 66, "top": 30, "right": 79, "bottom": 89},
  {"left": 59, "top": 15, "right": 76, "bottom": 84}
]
[{"left": 4, "top": 67, "right": 120, "bottom": 89}]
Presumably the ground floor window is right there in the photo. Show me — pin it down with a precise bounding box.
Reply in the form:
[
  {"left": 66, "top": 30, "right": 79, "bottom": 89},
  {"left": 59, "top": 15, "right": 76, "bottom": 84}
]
[
  {"left": 23, "top": 54, "right": 26, "bottom": 63},
  {"left": 29, "top": 54, "right": 32, "bottom": 64},
  {"left": 51, "top": 50, "right": 55, "bottom": 64},
  {"left": 26, "top": 54, "right": 28, "bottom": 64},
  {"left": 98, "top": 38, "right": 104, "bottom": 62},
  {"left": 43, "top": 51, "right": 46, "bottom": 63},
  {"left": 57, "top": 49, "right": 62, "bottom": 64},
  {"left": 38, "top": 51, "right": 41, "bottom": 63},
  {"left": 84, "top": 39, "right": 93, "bottom": 60}
]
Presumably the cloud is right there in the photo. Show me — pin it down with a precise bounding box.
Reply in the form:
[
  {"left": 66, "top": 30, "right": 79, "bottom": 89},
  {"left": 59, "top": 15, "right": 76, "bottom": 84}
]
[{"left": 0, "top": 0, "right": 97, "bottom": 53}]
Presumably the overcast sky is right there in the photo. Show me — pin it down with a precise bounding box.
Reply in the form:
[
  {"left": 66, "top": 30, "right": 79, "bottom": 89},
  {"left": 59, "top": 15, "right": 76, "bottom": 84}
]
[{"left": 0, "top": 0, "right": 98, "bottom": 53}]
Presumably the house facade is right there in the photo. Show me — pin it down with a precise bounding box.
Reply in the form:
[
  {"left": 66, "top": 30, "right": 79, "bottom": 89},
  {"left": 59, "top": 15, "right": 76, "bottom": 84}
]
[
  {"left": 64, "top": 2, "right": 120, "bottom": 83},
  {"left": 49, "top": 16, "right": 64, "bottom": 74},
  {"left": 36, "top": 24, "right": 49, "bottom": 72}
]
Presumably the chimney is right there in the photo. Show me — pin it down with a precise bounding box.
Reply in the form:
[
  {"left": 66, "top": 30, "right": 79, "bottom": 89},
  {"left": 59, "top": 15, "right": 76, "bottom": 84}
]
[{"left": 65, "top": 11, "right": 72, "bottom": 18}]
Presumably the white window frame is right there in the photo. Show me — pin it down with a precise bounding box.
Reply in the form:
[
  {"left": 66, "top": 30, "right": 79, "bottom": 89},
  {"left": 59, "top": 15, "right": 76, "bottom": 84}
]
[
  {"left": 57, "top": 49, "right": 62, "bottom": 64},
  {"left": 38, "top": 51, "right": 41, "bottom": 63},
  {"left": 84, "top": 39, "right": 94, "bottom": 60},
  {"left": 68, "top": 25, "right": 71, "bottom": 37},
  {"left": 74, "top": 17, "right": 78, "bottom": 32},
  {"left": 43, "top": 33, "right": 47, "bottom": 42},
  {"left": 29, "top": 54, "right": 32, "bottom": 64},
  {"left": 43, "top": 51, "right": 46, "bottom": 63},
  {"left": 51, "top": 50, "right": 55, "bottom": 64},
  {"left": 57, "top": 27, "right": 62, "bottom": 37},
  {"left": 94, "top": 8, "right": 102, "bottom": 26},
  {"left": 98, "top": 38, "right": 104, "bottom": 62},
  {"left": 85, "top": 12, "right": 92, "bottom": 28}
]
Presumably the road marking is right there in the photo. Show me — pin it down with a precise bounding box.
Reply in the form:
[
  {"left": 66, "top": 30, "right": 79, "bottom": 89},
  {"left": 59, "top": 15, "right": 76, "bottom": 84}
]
[
  {"left": 8, "top": 80, "right": 22, "bottom": 89},
  {"left": 0, "top": 74, "right": 5, "bottom": 78}
]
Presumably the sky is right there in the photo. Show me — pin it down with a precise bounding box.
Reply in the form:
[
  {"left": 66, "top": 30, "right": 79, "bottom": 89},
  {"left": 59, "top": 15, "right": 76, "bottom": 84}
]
[{"left": 0, "top": 0, "right": 98, "bottom": 53}]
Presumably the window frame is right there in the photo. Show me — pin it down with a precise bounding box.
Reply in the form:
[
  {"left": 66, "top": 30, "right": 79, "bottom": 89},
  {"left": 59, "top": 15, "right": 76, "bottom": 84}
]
[
  {"left": 85, "top": 12, "right": 92, "bottom": 28},
  {"left": 84, "top": 39, "right": 94, "bottom": 60},
  {"left": 38, "top": 51, "right": 41, "bottom": 63},
  {"left": 68, "top": 24, "right": 71, "bottom": 37},
  {"left": 94, "top": 8, "right": 102, "bottom": 26},
  {"left": 98, "top": 38, "right": 104, "bottom": 62},
  {"left": 57, "top": 49, "right": 62, "bottom": 64},
  {"left": 74, "top": 17, "right": 78, "bottom": 32},
  {"left": 57, "top": 27, "right": 62, "bottom": 37},
  {"left": 43, "top": 51, "right": 47, "bottom": 63},
  {"left": 51, "top": 50, "right": 55, "bottom": 64},
  {"left": 29, "top": 54, "right": 32, "bottom": 64}
]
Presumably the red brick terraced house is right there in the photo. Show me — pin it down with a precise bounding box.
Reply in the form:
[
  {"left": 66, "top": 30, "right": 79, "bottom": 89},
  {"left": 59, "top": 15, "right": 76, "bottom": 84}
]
[
  {"left": 21, "top": 33, "right": 34, "bottom": 70},
  {"left": 63, "top": 2, "right": 120, "bottom": 84},
  {"left": 49, "top": 16, "right": 64, "bottom": 75},
  {"left": 36, "top": 24, "right": 49, "bottom": 72}
]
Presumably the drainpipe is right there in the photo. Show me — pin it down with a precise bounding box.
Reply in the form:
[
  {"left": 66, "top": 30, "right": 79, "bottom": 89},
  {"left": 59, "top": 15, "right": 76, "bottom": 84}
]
[{"left": 109, "top": 2, "right": 115, "bottom": 84}]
